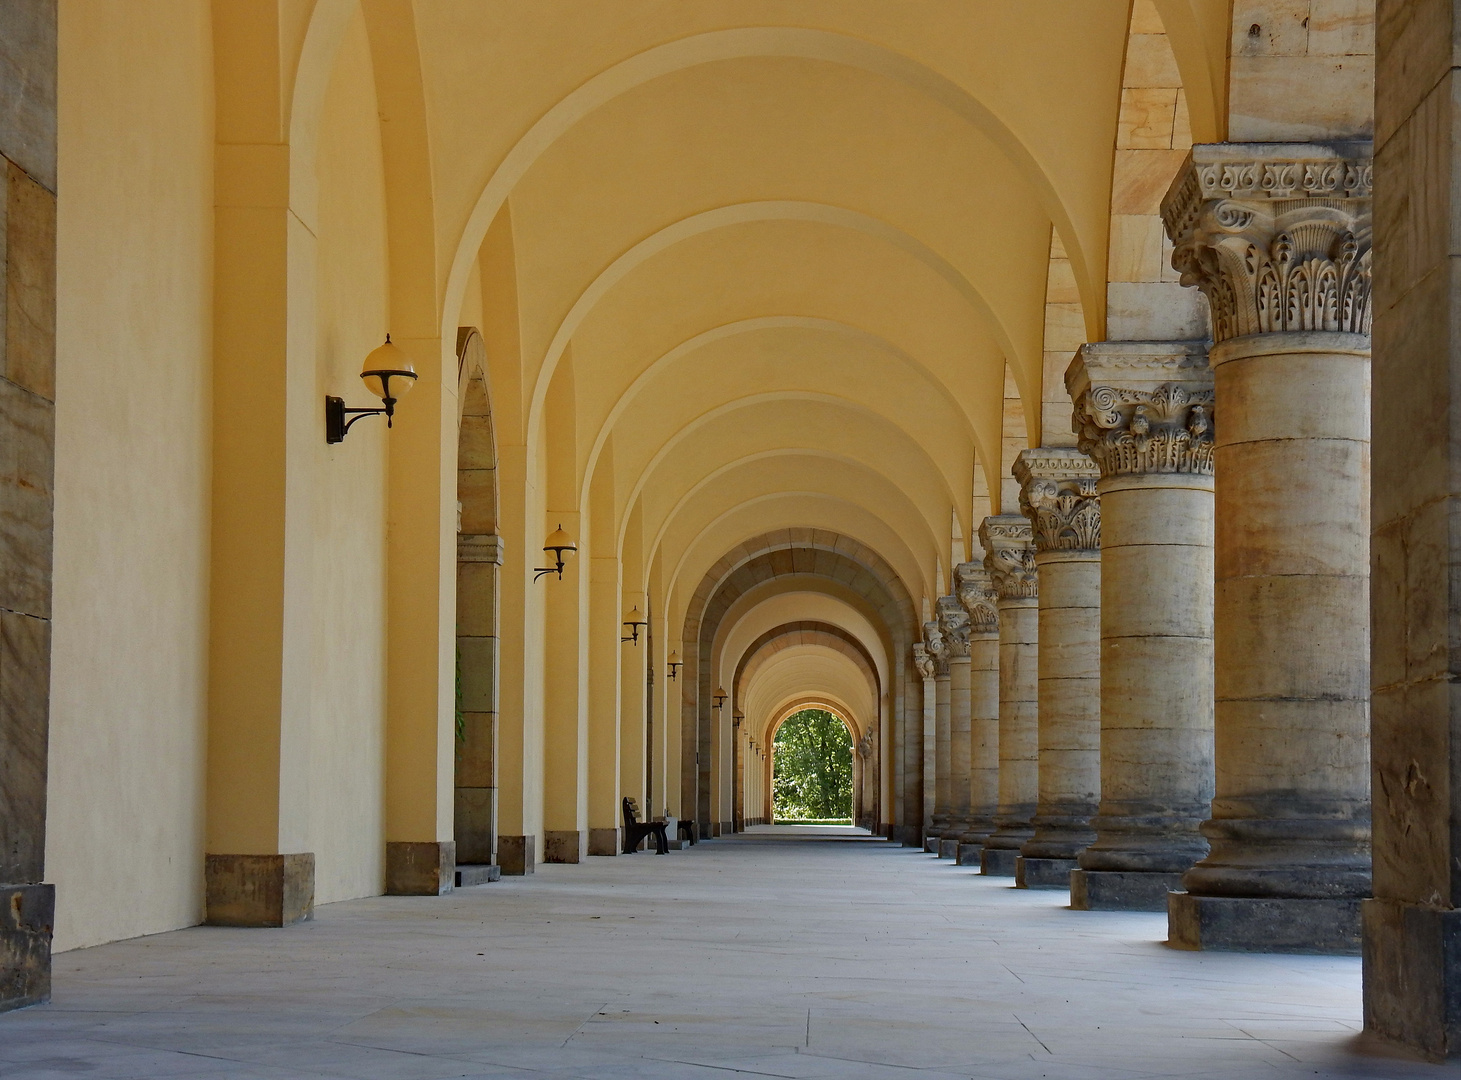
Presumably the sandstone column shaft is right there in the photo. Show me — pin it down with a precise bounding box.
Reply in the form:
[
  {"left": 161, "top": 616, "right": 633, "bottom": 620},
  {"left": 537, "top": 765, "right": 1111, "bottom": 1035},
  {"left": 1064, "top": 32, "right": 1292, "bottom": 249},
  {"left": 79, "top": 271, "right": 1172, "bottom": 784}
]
[
  {"left": 980, "top": 516, "right": 1038, "bottom": 875},
  {"left": 1067, "top": 341, "right": 1215, "bottom": 910},
  {"left": 955, "top": 563, "right": 1000, "bottom": 859},
  {"left": 1014, "top": 449, "right": 1102, "bottom": 886},
  {"left": 1162, "top": 142, "right": 1372, "bottom": 951}
]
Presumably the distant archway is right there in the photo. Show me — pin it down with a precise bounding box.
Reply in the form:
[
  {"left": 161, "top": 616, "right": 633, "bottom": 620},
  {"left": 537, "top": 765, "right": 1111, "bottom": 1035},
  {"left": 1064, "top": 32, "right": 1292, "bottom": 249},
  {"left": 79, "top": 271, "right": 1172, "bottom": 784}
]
[{"left": 771, "top": 708, "right": 855, "bottom": 824}]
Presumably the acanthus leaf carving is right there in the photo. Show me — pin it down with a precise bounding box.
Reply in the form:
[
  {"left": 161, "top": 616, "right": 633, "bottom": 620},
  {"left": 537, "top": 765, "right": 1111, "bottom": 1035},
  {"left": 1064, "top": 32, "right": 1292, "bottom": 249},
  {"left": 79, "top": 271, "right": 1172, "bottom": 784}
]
[
  {"left": 954, "top": 561, "right": 998, "bottom": 635},
  {"left": 1071, "top": 383, "right": 1215, "bottom": 478},
  {"left": 912, "top": 641, "right": 935, "bottom": 681},
  {"left": 936, "top": 595, "right": 971, "bottom": 658},
  {"left": 1013, "top": 449, "right": 1101, "bottom": 553},
  {"left": 978, "top": 516, "right": 1037, "bottom": 600},
  {"left": 1161, "top": 145, "right": 1372, "bottom": 344}
]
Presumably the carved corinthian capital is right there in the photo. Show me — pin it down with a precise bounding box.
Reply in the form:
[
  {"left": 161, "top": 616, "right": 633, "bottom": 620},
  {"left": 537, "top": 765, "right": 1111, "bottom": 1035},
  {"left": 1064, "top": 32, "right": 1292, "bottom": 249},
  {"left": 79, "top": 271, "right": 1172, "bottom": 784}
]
[
  {"left": 936, "top": 595, "right": 971, "bottom": 658},
  {"left": 1012, "top": 448, "right": 1101, "bottom": 554},
  {"left": 954, "top": 562, "right": 998, "bottom": 636},
  {"left": 1066, "top": 342, "right": 1214, "bottom": 479},
  {"left": 978, "top": 515, "right": 1037, "bottom": 601},
  {"left": 1160, "top": 142, "right": 1372, "bottom": 344},
  {"left": 912, "top": 642, "right": 935, "bottom": 681},
  {"left": 922, "top": 619, "right": 950, "bottom": 677}
]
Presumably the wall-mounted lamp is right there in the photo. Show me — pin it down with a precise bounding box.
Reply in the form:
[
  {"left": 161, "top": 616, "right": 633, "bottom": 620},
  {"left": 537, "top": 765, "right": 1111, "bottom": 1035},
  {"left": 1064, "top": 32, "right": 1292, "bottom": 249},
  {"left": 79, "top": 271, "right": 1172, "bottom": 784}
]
[
  {"left": 533, "top": 525, "right": 577, "bottom": 582},
  {"left": 666, "top": 650, "right": 682, "bottom": 680},
  {"left": 713, "top": 685, "right": 728, "bottom": 710},
  {"left": 621, "top": 604, "right": 647, "bottom": 644},
  {"left": 325, "top": 335, "right": 418, "bottom": 443},
  {"left": 732, "top": 710, "right": 744, "bottom": 730}
]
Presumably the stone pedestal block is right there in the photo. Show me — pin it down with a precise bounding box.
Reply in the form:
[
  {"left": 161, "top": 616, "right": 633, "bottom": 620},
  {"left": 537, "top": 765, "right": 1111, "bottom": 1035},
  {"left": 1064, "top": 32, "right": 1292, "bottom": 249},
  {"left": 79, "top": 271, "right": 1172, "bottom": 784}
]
[
  {"left": 956, "top": 842, "right": 983, "bottom": 866},
  {"left": 0, "top": 883, "right": 52, "bottom": 1012},
  {"left": 497, "top": 835, "right": 535, "bottom": 875},
  {"left": 588, "top": 827, "right": 621, "bottom": 856},
  {"left": 1363, "top": 900, "right": 1461, "bottom": 1060},
  {"left": 205, "top": 853, "right": 314, "bottom": 927},
  {"left": 1070, "top": 869, "right": 1182, "bottom": 912},
  {"left": 922, "top": 833, "right": 939, "bottom": 854},
  {"left": 1167, "top": 891, "right": 1361, "bottom": 954},
  {"left": 1017, "top": 857, "right": 1076, "bottom": 890},
  {"left": 454, "top": 864, "right": 500, "bottom": 887},
  {"left": 937, "top": 838, "right": 958, "bottom": 860},
  {"left": 545, "top": 830, "right": 587, "bottom": 863},
  {"left": 981, "top": 847, "right": 1019, "bottom": 877},
  {"left": 386, "top": 841, "right": 455, "bottom": 896},
  {"left": 895, "top": 825, "right": 921, "bottom": 847}
]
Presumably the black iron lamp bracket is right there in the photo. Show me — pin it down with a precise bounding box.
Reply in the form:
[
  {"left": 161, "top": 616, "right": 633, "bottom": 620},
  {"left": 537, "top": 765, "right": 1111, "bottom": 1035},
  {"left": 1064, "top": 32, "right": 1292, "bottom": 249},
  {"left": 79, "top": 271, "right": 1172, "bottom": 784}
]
[{"left": 325, "top": 395, "right": 398, "bottom": 444}]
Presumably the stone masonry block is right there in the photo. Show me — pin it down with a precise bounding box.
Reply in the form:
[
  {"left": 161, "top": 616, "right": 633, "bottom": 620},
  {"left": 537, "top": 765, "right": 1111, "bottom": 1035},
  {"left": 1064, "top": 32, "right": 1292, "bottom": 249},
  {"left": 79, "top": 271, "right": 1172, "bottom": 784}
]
[
  {"left": 0, "top": 376, "right": 52, "bottom": 619},
  {"left": 0, "top": 883, "right": 52, "bottom": 1012},
  {"left": 205, "top": 853, "right": 314, "bottom": 927},
  {"left": 0, "top": 609, "right": 48, "bottom": 883},
  {"left": 386, "top": 841, "right": 455, "bottom": 896}
]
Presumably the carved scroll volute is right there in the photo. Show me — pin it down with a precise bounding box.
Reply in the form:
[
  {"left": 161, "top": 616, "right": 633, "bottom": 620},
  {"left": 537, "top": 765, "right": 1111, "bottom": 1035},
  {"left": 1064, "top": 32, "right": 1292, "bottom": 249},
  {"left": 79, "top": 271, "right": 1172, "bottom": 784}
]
[
  {"left": 978, "top": 516, "right": 1037, "bottom": 601},
  {"left": 923, "top": 618, "right": 950, "bottom": 677},
  {"left": 936, "top": 595, "right": 971, "bottom": 658},
  {"left": 1160, "top": 144, "right": 1372, "bottom": 344},
  {"left": 912, "top": 642, "right": 935, "bottom": 681},
  {"left": 1013, "top": 449, "right": 1101, "bottom": 554},
  {"left": 954, "top": 562, "right": 998, "bottom": 636}
]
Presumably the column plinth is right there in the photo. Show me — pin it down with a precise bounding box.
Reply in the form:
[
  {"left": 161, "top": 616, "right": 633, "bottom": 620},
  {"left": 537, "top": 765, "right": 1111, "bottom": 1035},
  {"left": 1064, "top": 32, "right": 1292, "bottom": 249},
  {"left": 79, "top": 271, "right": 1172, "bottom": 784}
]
[
  {"left": 1162, "top": 144, "right": 1372, "bottom": 952},
  {"left": 1067, "top": 341, "right": 1216, "bottom": 910},
  {"left": 1014, "top": 449, "right": 1101, "bottom": 890},
  {"left": 979, "top": 516, "right": 1038, "bottom": 877}
]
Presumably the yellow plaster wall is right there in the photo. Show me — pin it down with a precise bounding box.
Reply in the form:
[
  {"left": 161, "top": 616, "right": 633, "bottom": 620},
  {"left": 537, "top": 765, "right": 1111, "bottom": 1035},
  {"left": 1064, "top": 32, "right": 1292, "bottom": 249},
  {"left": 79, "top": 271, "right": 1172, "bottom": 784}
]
[
  {"left": 308, "top": 6, "right": 390, "bottom": 904},
  {"left": 48, "top": 0, "right": 215, "bottom": 951}
]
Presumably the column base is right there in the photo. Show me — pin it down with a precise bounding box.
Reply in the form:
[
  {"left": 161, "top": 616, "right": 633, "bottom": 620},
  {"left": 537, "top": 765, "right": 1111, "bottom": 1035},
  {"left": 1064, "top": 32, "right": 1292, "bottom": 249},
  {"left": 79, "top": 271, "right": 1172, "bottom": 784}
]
[
  {"left": 981, "top": 847, "right": 1019, "bottom": 877},
  {"left": 1070, "top": 869, "right": 1181, "bottom": 911},
  {"left": 956, "top": 842, "right": 983, "bottom": 866},
  {"left": 937, "top": 838, "right": 959, "bottom": 860},
  {"left": 1167, "top": 892, "right": 1361, "bottom": 954},
  {"left": 205, "top": 854, "right": 314, "bottom": 926},
  {"left": 895, "top": 825, "right": 921, "bottom": 847},
  {"left": 0, "top": 884, "right": 53, "bottom": 1013},
  {"left": 587, "top": 827, "right": 621, "bottom": 856},
  {"left": 386, "top": 841, "right": 455, "bottom": 896},
  {"left": 1017, "top": 857, "right": 1076, "bottom": 890},
  {"left": 923, "top": 833, "right": 939, "bottom": 853},
  {"left": 497, "top": 835, "right": 536, "bottom": 876},
  {"left": 1363, "top": 899, "right": 1461, "bottom": 1060},
  {"left": 454, "top": 864, "right": 500, "bottom": 887},
  {"left": 545, "top": 830, "right": 587, "bottom": 863}
]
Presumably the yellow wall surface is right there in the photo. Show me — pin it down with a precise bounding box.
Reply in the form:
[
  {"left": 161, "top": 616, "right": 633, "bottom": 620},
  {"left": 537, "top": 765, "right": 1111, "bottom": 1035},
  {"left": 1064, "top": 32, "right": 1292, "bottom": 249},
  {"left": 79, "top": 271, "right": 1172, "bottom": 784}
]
[
  {"left": 47, "top": 0, "right": 215, "bottom": 951},
  {"left": 308, "top": 6, "right": 390, "bottom": 905}
]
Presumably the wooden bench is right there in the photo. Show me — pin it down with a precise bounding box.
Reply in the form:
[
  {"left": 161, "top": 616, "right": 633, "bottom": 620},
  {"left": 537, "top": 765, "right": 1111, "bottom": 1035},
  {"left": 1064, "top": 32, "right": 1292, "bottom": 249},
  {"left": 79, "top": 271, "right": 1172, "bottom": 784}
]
[{"left": 622, "top": 797, "right": 668, "bottom": 854}]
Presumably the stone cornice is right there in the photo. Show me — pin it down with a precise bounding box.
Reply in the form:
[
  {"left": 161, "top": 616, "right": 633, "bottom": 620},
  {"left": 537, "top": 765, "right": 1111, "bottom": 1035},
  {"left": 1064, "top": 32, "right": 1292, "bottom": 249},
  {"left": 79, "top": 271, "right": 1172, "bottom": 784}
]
[
  {"left": 978, "top": 515, "right": 1037, "bottom": 600},
  {"left": 457, "top": 533, "right": 504, "bottom": 565},
  {"left": 954, "top": 562, "right": 998, "bottom": 635},
  {"left": 1013, "top": 448, "right": 1101, "bottom": 554},
  {"left": 1161, "top": 142, "right": 1372, "bottom": 343}
]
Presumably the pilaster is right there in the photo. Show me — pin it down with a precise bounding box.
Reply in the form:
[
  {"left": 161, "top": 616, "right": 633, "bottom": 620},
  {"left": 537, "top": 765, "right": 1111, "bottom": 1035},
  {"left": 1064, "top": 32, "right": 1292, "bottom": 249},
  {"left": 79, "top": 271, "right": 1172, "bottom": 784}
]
[
  {"left": 954, "top": 563, "right": 999, "bottom": 865},
  {"left": 1162, "top": 143, "right": 1372, "bottom": 952}
]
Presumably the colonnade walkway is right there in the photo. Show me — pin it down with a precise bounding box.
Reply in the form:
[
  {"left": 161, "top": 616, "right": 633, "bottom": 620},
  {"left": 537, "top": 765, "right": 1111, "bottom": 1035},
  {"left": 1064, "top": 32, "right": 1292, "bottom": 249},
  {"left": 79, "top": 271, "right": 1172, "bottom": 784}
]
[{"left": 0, "top": 836, "right": 1450, "bottom": 1080}]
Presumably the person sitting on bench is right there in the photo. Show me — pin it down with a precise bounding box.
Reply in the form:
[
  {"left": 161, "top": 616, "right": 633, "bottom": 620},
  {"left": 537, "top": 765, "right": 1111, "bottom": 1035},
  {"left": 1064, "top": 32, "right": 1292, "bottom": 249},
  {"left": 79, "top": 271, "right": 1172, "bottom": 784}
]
[{"left": 622, "top": 797, "right": 669, "bottom": 854}]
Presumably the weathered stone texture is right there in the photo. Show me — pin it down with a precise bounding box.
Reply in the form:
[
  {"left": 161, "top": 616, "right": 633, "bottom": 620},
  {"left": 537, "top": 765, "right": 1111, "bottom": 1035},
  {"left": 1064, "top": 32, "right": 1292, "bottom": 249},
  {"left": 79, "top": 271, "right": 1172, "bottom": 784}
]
[
  {"left": 0, "top": 883, "right": 52, "bottom": 1012},
  {"left": 497, "top": 834, "right": 536, "bottom": 876},
  {"left": 386, "top": 841, "right": 455, "bottom": 896},
  {"left": 5, "top": 160, "right": 54, "bottom": 400},
  {"left": 205, "top": 854, "right": 314, "bottom": 927},
  {"left": 545, "top": 829, "right": 586, "bottom": 864},
  {"left": 0, "top": 608, "right": 48, "bottom": 883},
  {"left": 0, "top": 2, "right": 56, "bottom": 192}
]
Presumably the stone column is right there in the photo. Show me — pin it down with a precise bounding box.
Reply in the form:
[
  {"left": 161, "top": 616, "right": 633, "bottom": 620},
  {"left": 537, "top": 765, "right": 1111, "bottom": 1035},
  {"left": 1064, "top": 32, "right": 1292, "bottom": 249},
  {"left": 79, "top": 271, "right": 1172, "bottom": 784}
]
[
  {"left": 1066, "top": 342, "right": 1215, "bottom": 910},
  {"left": 955, "top": 563, "right": 999, "bottom": 866},
  {"left": 926, "top": 619, "right": 952, "bottom": 854},
  {"left": 1366, "top": 7, "right": 1461, "bottom": 1054},
  {"left": 938, "top": 595, "right": 972, "bottom": 858},
  {"left": 456, "top": 534, "right": 503, "bottom": 869},
  {"left": 1161, "top": 143, "right": 1372, "bottom": 952},
  {"left": 979, "top": 516, "right": 1039, "bottom": 876},
  {"left": 1013, "top": 449, "right": 1101, "bottom": 890},
  {"left": 912, "top": 643, "right": 936, "bottom": 844}
]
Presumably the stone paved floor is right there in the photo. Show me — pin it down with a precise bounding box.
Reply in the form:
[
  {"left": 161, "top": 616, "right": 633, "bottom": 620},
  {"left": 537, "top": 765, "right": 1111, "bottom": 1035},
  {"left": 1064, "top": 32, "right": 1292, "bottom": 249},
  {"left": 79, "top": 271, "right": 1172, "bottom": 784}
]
[{"left": 0, "top": 828, "right": 1451, "bottom": 1079}]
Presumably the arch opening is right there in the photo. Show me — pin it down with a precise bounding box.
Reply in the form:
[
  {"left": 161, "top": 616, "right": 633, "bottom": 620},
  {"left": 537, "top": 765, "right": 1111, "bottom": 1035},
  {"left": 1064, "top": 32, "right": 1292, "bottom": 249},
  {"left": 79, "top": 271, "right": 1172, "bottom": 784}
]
[{"left": 770, "top": 707, "right": 855, "bottom": 825}]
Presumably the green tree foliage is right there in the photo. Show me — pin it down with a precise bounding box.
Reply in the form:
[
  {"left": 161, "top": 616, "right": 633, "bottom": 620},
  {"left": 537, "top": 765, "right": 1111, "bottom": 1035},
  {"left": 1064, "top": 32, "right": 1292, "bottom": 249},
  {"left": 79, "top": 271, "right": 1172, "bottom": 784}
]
[{"left": 772, "top": 708, "right": 852, "bottom": 821}]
